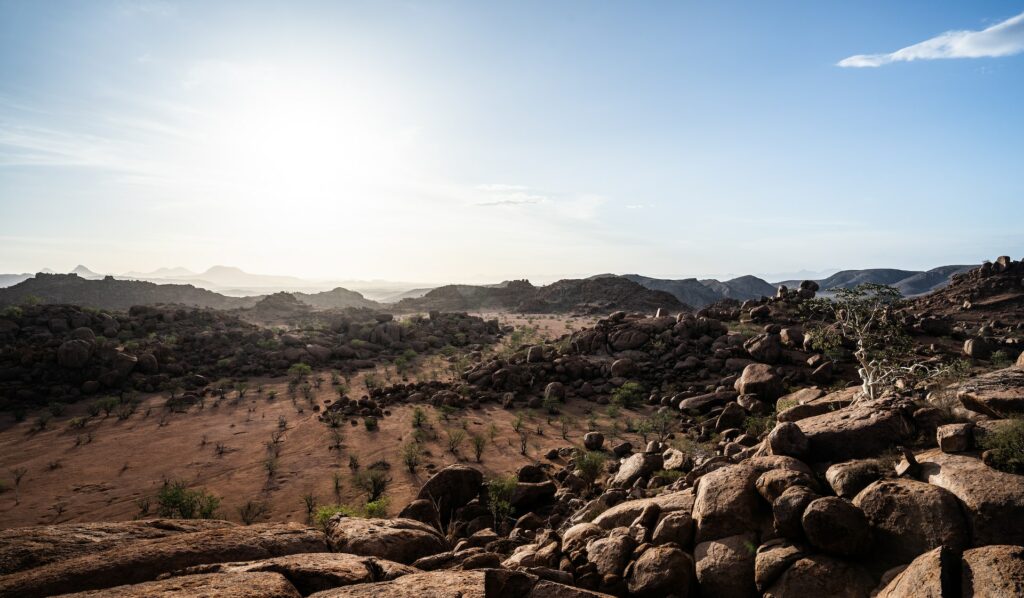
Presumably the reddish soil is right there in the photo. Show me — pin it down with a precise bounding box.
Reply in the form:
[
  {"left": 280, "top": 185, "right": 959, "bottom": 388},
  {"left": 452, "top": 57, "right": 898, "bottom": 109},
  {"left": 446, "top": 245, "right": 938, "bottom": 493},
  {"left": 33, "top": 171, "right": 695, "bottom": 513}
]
[{"left": 0, "top": 361, "right": 650, "bottom": 529}]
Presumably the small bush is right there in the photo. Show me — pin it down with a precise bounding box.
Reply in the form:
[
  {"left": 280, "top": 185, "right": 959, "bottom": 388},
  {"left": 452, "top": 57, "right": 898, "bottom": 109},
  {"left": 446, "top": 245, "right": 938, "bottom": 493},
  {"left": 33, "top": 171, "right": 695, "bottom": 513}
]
[
  {"left": 288, "top": 363, "right": 312, "bottom": 379},
  {"left": 980, "top": 419, "right": 1024, "bottom": 474},
  {"left": 154, "top": 480, "right": 220, "bottom": 519},
  {"left": 611, "top": 382, "right": 644, "bottom": 409},
  {"left": 363, "top": 497, "right": 389, "bottom": 518},
  {"left": 471, "top": 434, "right": 487, "bottom": 462},
  {"left": 402, "top": 442, "right": 422, "bottom": 472},
  {"left": 314, "top": 504, "right": 359, "bottom": 531},
  {"left": 486, "top": 475, "right": 517, "bottom": 531},
  {"left": 744, "top": 414, "right": 776, "bottom": 438},
  {"left": 354, "top": 468, "right": 391, "bottom": 501},
  {"left": 363, "top": 416, "right": 378, "bottom": 431},
  {"left": 446, "top": 429, "right": 466, "bottom": 454},
  {"left": 237, "top": 500, "right": 267, "bottom": 525},
  {"left": 574, "top": 450, "right": 607, "bottom": 490}
]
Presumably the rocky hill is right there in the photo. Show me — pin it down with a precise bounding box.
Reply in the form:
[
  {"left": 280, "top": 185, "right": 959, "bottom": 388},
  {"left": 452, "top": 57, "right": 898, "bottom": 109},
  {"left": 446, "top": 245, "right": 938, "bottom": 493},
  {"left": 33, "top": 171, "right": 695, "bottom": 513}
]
[
  {"left": 395, "top": 277, "right": 685, "bottom": 314},
  {"left": 0, "top": 303, "right": 500, "bottom": 411},
  {"left": 0, "top": 274, "right": 258, "bottom": 311},
  {"left": 293, "top": 288, "right": 381, "bottom": 310},
  {"left": 777, "top": 265, "right": 973, "bottom": 296},
  {"left": 2, "top": 271, "right": 1023, "bottom": 596}
]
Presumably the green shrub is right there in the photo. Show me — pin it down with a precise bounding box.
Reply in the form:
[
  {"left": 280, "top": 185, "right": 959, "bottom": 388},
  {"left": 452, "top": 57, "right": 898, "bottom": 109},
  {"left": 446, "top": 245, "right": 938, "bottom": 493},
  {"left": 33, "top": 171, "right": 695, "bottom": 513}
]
[
  {"left": 363, "top": 497, "right": 389, "bottom": 518},
  {"left": 980, "top": 419, "right": 1024, "bottom": 474},
  {"left": 288, "top": 362, "right": 312, "bottom": 379},
  {"left": 154, "top": 480, "right": 220, "bottom": 519},
  {"left": 314, "top": 504, "right": 359, "bottom": 531},
  {"left": 574, "top": 450, "right": 607, "bottom": 490},
  {"left": 486, "top": 474, "right": 517, "bottom": 530},
  {"left": 363, "top": 416, "right": 378, "bottom": 431},
  {"left": 611, "top": 382, "right": 644, "bottom": 409},
  {"left": 743, "top": 414, "right": 776, "bottom": 438}
]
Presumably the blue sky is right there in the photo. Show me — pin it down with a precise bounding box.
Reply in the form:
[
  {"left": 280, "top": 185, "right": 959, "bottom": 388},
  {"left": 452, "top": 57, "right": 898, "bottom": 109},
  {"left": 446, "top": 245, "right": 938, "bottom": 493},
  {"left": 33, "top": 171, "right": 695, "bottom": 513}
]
[{"left": 1, "top": 1, "right": 1022, "bottom": 283}]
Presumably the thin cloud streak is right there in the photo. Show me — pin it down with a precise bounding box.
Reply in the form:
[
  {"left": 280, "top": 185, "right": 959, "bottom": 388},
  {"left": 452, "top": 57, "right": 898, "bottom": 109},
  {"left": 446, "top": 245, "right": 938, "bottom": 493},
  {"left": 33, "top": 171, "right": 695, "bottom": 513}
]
[{"left": 839, "top": 11, "right": 1024, "bottom": 67}]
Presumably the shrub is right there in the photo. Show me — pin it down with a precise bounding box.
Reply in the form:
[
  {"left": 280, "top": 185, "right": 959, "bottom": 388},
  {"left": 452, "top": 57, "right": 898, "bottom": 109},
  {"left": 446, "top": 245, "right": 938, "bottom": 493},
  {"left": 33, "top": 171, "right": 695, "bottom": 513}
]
[
  {"left": 314, "top": 504, "right": 359, "bottom": 532},
  {"left": 574, "top": 450, "right": 607, "bottom": 490},
  {"left": 154, "top": 480, "right": 220, "bottom": 519},
  {"left": 744, "top": 414, "right": 776, "bottom": 438},
  {"left": 402, "top": 442, "right": 422, "bottom": 472},
  {"left": 486, "top": 475, "right": 517, "bottom": 531},
  {"left": 354, "top": 468, "right": 391, "bottom": 501},
  {"left": 979, "top": 418, "right": 1024, "bottom": 474},
  {"left": 991, "top": 350, "right": 1013, "bottom": 368},
  {"left": 288, "top": 363, "right": 312, "bottom": 379},
  {"left": 611, "top": 382, "right": 644, "bottom": 409},
  {"left": 363, "top": 416, "right": 379, "bottom": 431},
  {"left": 411, "top": 406, "right": 427, "bottom": 429},
  {"left": 237, "top": 500, "right": 267, "bottom": 525},
  {"left": 48, "top": 402, "right": 66, "bottom": 417},
  {"left": 471, "top": 434, "right": 487, "bottom": 463},
  {"left": 363, "top": 497, "right": 389, "bottom": 518},
  {"left": 446, "top": 429, "right": 466, "bottom": 454}
]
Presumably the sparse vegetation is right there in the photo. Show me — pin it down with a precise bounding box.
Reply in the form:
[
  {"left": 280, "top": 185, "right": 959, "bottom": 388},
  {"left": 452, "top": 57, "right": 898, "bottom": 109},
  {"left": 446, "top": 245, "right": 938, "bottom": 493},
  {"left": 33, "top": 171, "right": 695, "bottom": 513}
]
[
  {"left": 152, "top": 480, "right": 220, "bottom": 519},
  {"left": 979, "top": 418, "right": 1024, "bottom": 474},
  {"left": 237, "top": 500, "right": 267, "bottom": 524},
  {"left": 574, "top": 449, "right": 607, "bottom": 491},
  {"left": 611, "top": 381, "right": 644, "bottom": 409}
]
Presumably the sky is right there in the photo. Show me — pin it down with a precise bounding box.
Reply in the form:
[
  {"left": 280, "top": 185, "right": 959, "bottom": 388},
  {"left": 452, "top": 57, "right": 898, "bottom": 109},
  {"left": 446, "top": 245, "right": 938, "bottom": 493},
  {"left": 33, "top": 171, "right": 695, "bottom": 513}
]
[{"left": 1, "top": 1, "right": 1023, "bottom": 284}]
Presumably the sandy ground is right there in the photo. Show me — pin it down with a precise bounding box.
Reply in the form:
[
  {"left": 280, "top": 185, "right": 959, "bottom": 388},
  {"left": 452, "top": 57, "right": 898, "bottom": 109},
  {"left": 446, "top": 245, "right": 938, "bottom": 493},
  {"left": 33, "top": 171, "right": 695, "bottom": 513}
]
[{"left": 0, "top": 360, "right": 651, "bottom": 529}]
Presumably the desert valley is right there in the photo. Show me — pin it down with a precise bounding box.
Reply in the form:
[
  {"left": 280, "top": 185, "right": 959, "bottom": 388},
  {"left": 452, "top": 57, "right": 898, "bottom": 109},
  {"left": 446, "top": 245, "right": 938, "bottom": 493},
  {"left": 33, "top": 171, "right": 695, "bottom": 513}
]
[{"left": 3, "top": 2, "right": 1024, "bottom": 597}]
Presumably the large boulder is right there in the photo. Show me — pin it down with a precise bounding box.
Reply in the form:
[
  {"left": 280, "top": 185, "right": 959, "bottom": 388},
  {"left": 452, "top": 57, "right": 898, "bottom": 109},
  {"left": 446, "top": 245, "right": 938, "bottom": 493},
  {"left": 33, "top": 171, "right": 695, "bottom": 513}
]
[
  {"left": 56, "top": 571, "right": 302, "bottom": 598},
  {"left": 801, "top": 497, "right": 872, "bottom": 557},
  {"left": 755, "top": 539, "right": 807, "bottom": 592},
  {"left": 917, "top": 449, "right": 1024, "bottom": 546},
  {"left": 326, "top": 517, "right": 447, "bottom": 565},
  {"left": 57, "top": 339, "right": 92, "bottom": 368},
  {"left": 586, "top": 528, "right": 636, "bottom": 577},
  {"left": 694, "top": 533, "right": 757, "bottom": 598},
  {"left": 852, "top": 478, "right": 968, "bottom": 571},
  {"left": 627, "top": 545, "right": 694, "bottom": 596},
  {"left": 961, "top": 544, "right": 1024, "bottom": 597},
  {"left": 611, "top": 452, "right": 663, "bottom": 488},
  {"left": 177, "top": 553, "right": 417, "bottom": 595},
  {"left": 693, "top": 464, "right": 762, "bottom": 543},
  {"left": 875, "top": 546, "right": 958, "bottom": 598},
  {"left": 824, "top": 460, "right": 884, "bottom": 499},
  {"left": 591, "top": 490, "right": 693, "bottom": 530},
  {"left": 305, "top": 569, "right": 614, "bottom": 598},
  {"left": 0, "top": 519, "right": 235, "bottom": 575},
  {"left": 0, "top": 523, "right": 324, "bottom": 597},
  {"left": 795, "top": 396, "right": 915, "bottom": 462},
  {"left": 416, "top": 465, "right": 483, "bottom": 521},
  {"left": 735, "top": 363, "right": 785, "bottom": 402},
  {"left": 762, "top": 555, "right": 875, "bottom": 598},
  {"left": 953, "top": 367, "right": 1024, "bottom": 416}
]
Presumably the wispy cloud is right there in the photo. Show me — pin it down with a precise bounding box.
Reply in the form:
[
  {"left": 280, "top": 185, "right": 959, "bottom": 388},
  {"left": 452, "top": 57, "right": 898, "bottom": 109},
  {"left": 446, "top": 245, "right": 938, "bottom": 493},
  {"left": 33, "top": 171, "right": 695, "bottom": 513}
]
[
  {"left": 474, "top": 184, "right": 549, "bottom": 207},
  {"left": 838, "top": 11, "right": 1024, "bottom": 67}
]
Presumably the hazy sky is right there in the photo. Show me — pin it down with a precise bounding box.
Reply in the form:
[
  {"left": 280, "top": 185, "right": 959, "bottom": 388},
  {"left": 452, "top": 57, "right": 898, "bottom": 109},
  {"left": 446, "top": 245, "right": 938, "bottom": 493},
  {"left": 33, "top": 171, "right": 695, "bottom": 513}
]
[{"left": 1, "top": 1, "right": 1022, "bottom": 283}]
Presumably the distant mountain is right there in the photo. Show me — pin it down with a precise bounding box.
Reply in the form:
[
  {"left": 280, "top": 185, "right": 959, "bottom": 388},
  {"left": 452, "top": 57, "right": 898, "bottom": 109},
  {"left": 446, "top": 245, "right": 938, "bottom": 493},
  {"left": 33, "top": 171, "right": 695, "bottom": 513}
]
[
  {"left": 167, "top": 265, "right": 309, "bottom": 289},
  {"left": 122, "top": 266, "right": 197, "bottom": 279},
  {"left": 0, "top": 273, "right": 34, "bottom": 288},
  {"left": 70, "top": 265, "right": 103, "bottom": 279},
  {"left": 293, "top": 287, "right": 380, "bottom": 310},
  {"left": 700, "top": 275, "right": 777, "bottom": 301},
  {"left": 0, "top": 274, "right": 257, "bottom": 310},
  {"left": 621, "top": 275, "right": 723, "bottom": 308},
  {"left": 379, "top": 287, "right": 435, "bottom": 303},
  {"left": 396, "top": 277, "right": 684, "bottom": 314},
  {"left": 776, "top": 265, "right": 973, "bottom": 296}
]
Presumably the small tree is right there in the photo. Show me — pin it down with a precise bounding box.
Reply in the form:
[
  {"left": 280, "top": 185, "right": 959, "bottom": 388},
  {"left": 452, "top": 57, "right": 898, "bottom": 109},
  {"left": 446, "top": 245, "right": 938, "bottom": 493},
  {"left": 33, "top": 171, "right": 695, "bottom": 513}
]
[
  {"left": 806, "top": 283, "right": 943, "bottom": 402},
  {"left": 486, "top": 475, "right": 517, "bottom": 533},
  {"left": 611, "top": 382, "right": 644, "bottom": 409},
  {"left": 238, "top": 500, "right": 267, "bottom": 525},
  {"left": 354, "top": 469, "right": 391, "bottom": 502},
  {"left": 574, "top": 450, "right": 607, "bottom": 492},
  {"left": 402, "top": 442, "right": 422, "bottom": 472},
  {"left": 471, "top": 434, "right": 487, "bottom": 463},
  {"left": 447, "top": 429, "right": 466, "bottom": 455},
  {"left": 10, "top": 466, "right": 27, "bottom": 504}
]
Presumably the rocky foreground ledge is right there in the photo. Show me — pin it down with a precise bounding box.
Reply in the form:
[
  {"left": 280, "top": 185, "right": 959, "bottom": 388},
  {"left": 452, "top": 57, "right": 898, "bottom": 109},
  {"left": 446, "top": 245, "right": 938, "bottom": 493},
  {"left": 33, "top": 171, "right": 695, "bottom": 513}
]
[{"left": 3, "top": 375, "right": 1024, "bottom": 598}]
